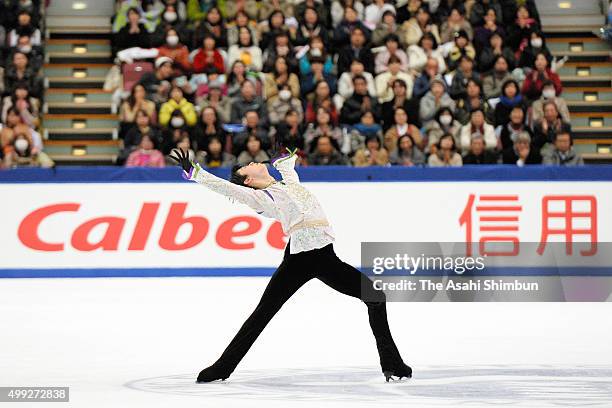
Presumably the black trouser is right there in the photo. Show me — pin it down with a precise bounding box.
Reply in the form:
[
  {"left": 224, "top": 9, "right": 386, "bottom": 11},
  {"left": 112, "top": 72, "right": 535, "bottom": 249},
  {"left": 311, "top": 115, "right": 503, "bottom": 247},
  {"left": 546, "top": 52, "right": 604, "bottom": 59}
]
[{"left": 212, "top": 242, "right": 405, "bottom": 375}]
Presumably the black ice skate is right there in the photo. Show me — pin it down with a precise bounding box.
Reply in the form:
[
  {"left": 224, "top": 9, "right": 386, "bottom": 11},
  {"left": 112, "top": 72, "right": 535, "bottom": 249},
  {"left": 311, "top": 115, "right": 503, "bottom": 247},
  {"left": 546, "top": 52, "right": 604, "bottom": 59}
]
[
  {"left": 383, "top": 362, "right": 412, "bottom": 382},
  {"left": 196, "top": 363, "right": 230, "bottom": 383}
]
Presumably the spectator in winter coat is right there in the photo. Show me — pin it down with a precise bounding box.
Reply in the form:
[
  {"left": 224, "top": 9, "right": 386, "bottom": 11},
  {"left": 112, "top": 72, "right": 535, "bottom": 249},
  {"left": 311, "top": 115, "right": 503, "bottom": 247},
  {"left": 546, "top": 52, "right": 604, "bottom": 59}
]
[
  {"left": 308, "top": 135, "right": 348, "bottom": 165},
  {"left": 531, "top": 80, "right": 570, "bottom": 124},
  {"left": 428, "top": 133, "right": 463, "bottom": 167},
  {"left": 419, "top": 77, "right": 456, "bottom": 123},
  {"left": 230, "top": 80, "right": 268, "bottom": 124},
  {"left": 462, "top": 135, "right": 498, "bottom": 164},
  {"left": 542, "top": 130, "right": 583, "bottom": 166},
  {"left": 159, "top": 87, "right": 198, "bottom": 128},
  {"left": 458, "top": 109, "right": 497, "bottom": 154},
  {"left": 340, "top": 75, "right": 380, "bottom": 125},
  {"left": 521, "top": 52, "right": 562, "bottom": 101},
  {"left": 502, "top": 131, "right": 542, "bottom": 166},
  {"left": 337, "top": 26, "right": 375, "bottom": 76},
  {"left": 126, "top": 134, "right": 166, "bottom": 168},
  {"left": 192, "top": 35, "right": 225, "bottom": 74},
  {"left": 157, "top": 28, "right": 191, "bottom": 75}
]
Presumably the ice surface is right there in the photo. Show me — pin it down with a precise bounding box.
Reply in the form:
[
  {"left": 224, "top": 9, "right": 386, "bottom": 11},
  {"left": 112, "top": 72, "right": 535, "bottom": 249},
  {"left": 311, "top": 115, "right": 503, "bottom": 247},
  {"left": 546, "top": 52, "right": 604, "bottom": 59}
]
[{"left": 1, "top": 277, "right": 611, "bottom": 407}]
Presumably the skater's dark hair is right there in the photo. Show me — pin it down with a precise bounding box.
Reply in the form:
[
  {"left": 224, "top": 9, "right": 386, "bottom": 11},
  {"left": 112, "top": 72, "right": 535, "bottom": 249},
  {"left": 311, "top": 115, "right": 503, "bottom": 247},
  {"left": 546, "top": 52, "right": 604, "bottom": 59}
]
[{"left": 230, "top": 164, "right": 249, "bottom": 187}]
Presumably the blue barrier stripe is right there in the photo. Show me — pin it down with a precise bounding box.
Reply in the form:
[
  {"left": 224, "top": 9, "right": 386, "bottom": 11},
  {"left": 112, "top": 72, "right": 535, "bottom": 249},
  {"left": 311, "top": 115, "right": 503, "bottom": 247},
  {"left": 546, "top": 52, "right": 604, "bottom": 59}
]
[
  {"left": 1, "top": 267, "right": 612, "bottom": 278},
  {"left": 2, "top": 165, "right": 612, "bottom": 183}
]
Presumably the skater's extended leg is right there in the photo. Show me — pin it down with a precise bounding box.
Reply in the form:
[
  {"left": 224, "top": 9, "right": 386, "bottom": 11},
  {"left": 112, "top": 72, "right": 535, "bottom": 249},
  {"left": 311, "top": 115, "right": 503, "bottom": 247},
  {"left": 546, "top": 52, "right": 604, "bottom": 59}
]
[
  {"left": 314, "top": 245, "right": 410, "bottom": 378},
  {"left": 197, "top": 252, "right": 313, "bottom": 382}
]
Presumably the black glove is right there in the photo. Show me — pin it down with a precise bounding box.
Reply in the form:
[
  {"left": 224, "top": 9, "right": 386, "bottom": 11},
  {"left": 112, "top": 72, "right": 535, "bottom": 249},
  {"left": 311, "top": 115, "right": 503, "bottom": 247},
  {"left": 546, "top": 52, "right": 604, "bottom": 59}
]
[{"left": 168, "top": 148, "right": 193, "bottom": 173}]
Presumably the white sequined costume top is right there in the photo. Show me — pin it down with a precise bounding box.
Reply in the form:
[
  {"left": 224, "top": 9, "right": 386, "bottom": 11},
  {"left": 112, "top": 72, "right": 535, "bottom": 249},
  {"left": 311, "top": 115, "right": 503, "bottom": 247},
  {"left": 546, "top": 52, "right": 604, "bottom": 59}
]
[{"left": 185, "top": 154, "right": 335, "bottom": 254}]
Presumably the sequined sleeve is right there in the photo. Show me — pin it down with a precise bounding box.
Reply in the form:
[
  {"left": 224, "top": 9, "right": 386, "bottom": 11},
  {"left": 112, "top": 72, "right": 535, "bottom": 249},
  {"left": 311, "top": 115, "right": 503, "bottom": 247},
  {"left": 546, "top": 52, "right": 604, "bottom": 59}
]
[
  {"left": 185, "top": 163, "right": 266, "bottom": 212},
  {"left": 272, "top": 153, "right": 299, "bottom": 184}
]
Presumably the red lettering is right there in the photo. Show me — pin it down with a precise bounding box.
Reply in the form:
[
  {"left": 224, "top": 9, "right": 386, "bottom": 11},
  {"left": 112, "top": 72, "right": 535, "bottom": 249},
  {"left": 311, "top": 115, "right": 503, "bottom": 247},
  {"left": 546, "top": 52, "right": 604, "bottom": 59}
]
[
  {"left": 159, "top": 203, "right": 209, "bottom": 250},
  {"left": 128, "top": 203, "right": 160, "bottom": 250},
  {"left": 216, "top": 216, "right": 261, "bottom": 250},
  {"left": 266, "top": 221, "right": 287, "bottom": 250},
  {"left": 18, "top": 203, "right": 80, "bottom": 251},
  {"left": 71, "top": 217, "right": 126, "bottom": 251}
]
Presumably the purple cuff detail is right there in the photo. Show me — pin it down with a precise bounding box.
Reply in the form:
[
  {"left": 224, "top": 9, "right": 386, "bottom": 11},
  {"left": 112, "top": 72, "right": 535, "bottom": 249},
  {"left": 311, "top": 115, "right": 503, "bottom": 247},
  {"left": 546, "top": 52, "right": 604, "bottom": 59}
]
[
  {"left": 270, "top": 154, "right": 290, "bottom": 166},
  {"left": 182, "top": 166, "right": 194, "bottom": 180}
]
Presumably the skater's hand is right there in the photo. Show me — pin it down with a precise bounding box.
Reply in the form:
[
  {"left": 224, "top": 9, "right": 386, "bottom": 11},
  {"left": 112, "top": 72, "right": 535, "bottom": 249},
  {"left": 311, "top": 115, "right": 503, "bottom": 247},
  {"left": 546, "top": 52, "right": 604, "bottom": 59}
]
[{"left": 168, "top": 148, "right": 194, "bottom": 174}]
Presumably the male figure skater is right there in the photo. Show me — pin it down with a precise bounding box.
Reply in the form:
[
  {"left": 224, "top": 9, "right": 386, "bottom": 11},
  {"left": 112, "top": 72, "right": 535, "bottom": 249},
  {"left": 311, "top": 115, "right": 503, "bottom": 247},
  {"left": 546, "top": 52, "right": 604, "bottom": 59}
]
[{"left": 169, "top": 148, "right": 411, "bottom": 383}]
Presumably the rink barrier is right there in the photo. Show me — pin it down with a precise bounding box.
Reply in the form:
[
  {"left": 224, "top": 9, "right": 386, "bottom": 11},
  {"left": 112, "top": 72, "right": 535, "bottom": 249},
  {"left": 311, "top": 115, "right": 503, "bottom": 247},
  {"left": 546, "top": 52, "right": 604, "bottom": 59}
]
[
  {"left": 2, "top": 165, "right": 612, "bottom": 183},
  {"left": 2, "top": 166, "right": 612, "bottom": 278}
]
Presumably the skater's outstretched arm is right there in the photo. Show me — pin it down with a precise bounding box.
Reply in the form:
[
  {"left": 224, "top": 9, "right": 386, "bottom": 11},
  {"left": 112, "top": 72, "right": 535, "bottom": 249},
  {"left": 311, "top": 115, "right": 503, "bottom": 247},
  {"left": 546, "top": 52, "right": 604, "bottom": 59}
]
[
  {"left": 271, "top": 148, "right": 299, "bottom": 184},
  {"left": 169, "top": 149, "right": 268, "bottom": 212}
]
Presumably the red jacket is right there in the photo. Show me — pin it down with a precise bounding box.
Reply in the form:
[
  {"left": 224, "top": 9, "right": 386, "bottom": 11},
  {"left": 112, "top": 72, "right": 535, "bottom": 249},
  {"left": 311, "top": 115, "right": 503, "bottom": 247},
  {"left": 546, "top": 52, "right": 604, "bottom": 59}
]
[
  {"left": 192, "top": 49, "right": 225, "bottom": 74},
  {"left": 521, "top": 68, "right": 562, "bottom": 100}
]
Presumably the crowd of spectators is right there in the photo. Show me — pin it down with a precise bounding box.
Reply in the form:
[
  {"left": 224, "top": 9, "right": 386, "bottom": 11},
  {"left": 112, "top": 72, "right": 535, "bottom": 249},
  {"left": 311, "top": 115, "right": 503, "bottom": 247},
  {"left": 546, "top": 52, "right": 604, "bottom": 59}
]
[
  {"left": 0, "top": 0, "right": 51, "bottom": 168},
  {"left": 1, "top": 0, "right": 586, "bottom": 169}
]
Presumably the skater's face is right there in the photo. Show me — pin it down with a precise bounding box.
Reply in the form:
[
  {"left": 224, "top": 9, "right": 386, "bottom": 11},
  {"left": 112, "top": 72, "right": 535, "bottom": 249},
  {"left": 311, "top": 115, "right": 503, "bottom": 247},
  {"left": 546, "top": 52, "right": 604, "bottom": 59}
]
[{"left": 238, "top": 162, "right": 271, "bottom": 187}]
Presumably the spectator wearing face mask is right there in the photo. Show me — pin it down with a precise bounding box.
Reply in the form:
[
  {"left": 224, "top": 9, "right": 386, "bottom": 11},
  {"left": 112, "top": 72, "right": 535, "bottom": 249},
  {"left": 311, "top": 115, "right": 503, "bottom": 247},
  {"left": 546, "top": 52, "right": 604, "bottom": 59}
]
[
  {"left": 518, "top": 31, "right": 552, "bottom": 69},
  {"left": 264, "top": 56, "right": 300, "bottom": 107},
  {"left": 419, "top": 77, "right": 455, "bottom": 123},
  {"left": 2, "top": 125, "right": 53, "bottom": 168},
  {"left": 423, "top": 107, "right": 462, "bottom": 153},
  {"left": 157, "top": 28, "right": 191, "bottom": 75},
  {"left": 299, "top": 36, "right": 334, "bottom": 77},
  {"left": 126, "top": 134, "right": 166, "bottom": 167},
  {"left": 13, "top": 35, "right": 44, "bottom": 72},
  {"left": 531, "top": 80, "right": 570, "bottom": 124},
  {"left": 522, "top": 52, "right": 562, "bottom": 101},
  {"left": 159, "top": 86, "right": 197, "bottom": 128},
  {"left": 268, "top": 85, "right": 304, "bottom": 125}
]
